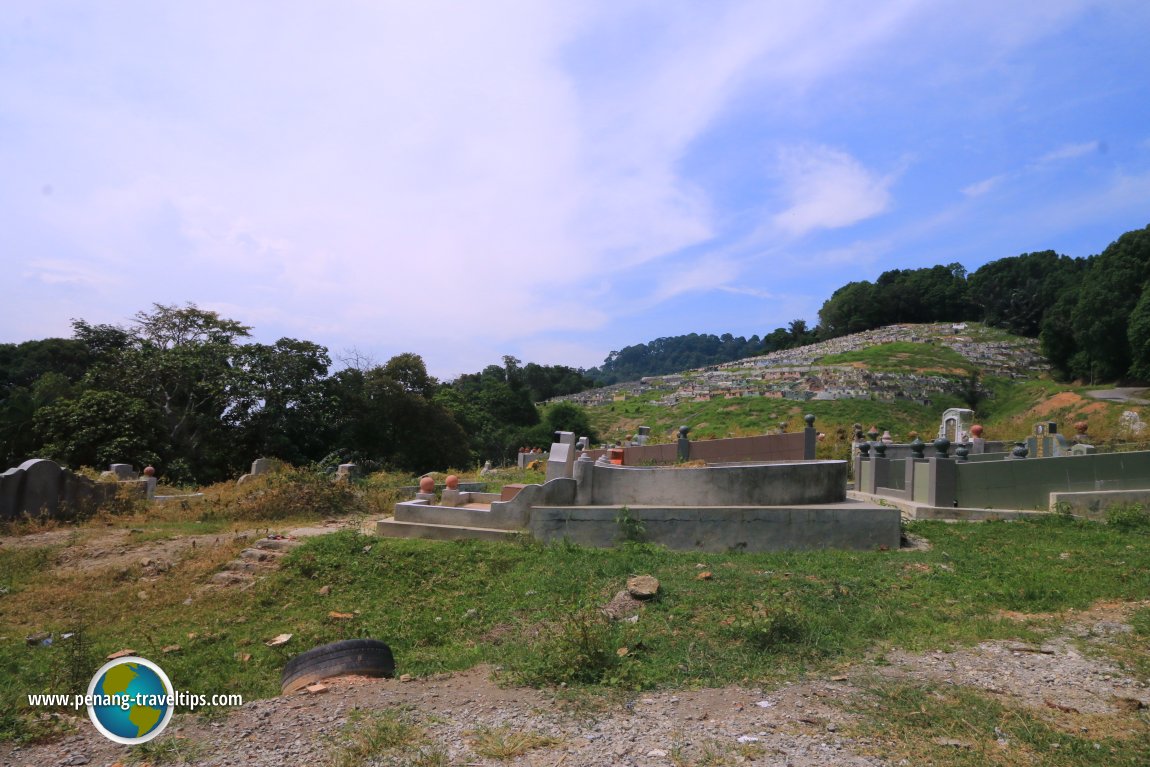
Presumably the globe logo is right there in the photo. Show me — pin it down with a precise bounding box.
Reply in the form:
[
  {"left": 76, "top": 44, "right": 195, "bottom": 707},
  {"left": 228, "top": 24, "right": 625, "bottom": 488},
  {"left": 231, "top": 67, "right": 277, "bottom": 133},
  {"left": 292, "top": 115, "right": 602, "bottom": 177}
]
[{"left": 86, "top": 657, "right": 174, "bottom": 744}]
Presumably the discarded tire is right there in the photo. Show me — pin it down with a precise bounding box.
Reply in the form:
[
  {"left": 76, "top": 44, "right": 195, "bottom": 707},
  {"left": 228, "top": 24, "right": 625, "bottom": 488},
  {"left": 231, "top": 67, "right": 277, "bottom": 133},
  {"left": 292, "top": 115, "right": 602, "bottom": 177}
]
[{"left": 281, "top": 639, "right": 395, "bottom": 694}]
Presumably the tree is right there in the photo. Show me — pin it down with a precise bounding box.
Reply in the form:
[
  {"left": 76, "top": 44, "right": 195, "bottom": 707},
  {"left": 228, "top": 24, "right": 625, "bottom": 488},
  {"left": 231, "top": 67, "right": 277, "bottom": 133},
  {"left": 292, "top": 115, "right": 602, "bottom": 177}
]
[
  {"left": 1067, "top": 225, "right": 1150, "bottom": 381},
  {"left": 34, "top": 390, "right": 163, "bottom": 469},
  {"left": 1127, "top": 289, "right": 1150, "bottom": 381},
  {"left": 968, "top": 251, "right": 1084, "bottom": 337},
  {"left": 230, "top": 339, "right": 334, "bottom": 464}
]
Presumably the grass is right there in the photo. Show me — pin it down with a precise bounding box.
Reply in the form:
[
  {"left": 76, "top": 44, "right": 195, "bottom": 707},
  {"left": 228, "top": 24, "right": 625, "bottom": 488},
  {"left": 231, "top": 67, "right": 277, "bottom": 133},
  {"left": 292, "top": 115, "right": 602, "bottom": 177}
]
[
  {"left": 467, "top": 725, "right": 561, "bottom": 759},
  {"left": 851, "top": 679, "right": 1149, "bottom": 766},
  {"left": 2, "top": 487, "right": 1149, "bottom": 759},
  {"left": 326, "top": 708, "right": 428, "bottom": 767},
  {"left": 819, "top": 341, "right": 976, "bottom": 374}
]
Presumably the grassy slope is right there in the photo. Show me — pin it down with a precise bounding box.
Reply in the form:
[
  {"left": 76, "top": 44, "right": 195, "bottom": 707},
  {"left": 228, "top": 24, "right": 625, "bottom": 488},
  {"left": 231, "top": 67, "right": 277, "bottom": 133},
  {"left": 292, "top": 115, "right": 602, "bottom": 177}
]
[
  {"left": 2, "top": 517, "right": 1148, "bottom": 760},
  {"left": 590, "top": 327, "right": 1145, "bottom": 447}
]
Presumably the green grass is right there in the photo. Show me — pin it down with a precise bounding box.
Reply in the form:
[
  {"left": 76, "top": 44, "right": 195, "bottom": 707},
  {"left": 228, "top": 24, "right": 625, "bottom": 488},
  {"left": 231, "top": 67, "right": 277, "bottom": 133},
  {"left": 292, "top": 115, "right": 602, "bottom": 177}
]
[
  {"left": 2, "top": 515, "right": 1148, "bottom": 744},
  {"left": 819, "top": 341, "right": 975, "bottom": 373},
  {"left": 852, "top": 679, "right": 1149, "bottom": 766}
]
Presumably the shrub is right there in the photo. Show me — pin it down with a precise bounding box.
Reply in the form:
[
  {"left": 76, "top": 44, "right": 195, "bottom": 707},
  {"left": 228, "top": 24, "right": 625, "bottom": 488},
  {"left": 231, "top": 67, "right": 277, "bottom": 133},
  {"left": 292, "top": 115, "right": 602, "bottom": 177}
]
[{"left": 1107, "top": 503, "right": 1150, "bottom": 532}]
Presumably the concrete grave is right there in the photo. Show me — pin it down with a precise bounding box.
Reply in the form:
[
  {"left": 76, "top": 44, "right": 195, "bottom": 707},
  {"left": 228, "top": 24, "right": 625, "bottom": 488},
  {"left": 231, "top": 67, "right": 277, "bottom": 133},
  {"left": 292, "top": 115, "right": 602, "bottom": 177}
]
[
  {"left": 0, "top": 459, "right": 124, "bottom": 521},
  {"left": 544, "top": 431, "right": 577, "bottom": 483},
  {"left": 380, "top": 418, "right": 899, "bottom": 552}
]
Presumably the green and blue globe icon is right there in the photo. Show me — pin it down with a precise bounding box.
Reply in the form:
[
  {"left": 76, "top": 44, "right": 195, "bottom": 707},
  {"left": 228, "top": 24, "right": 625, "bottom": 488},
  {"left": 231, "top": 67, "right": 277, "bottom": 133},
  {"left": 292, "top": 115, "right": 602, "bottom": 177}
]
[{"left": 86, "top": 657, "right": 174, "bottom": 744}]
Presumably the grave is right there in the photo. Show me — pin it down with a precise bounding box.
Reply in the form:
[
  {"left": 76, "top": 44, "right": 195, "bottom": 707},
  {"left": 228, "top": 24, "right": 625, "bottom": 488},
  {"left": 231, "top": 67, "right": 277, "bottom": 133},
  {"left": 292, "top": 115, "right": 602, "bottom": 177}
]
[
  {"left": 851, "top": 419, "right": 1149, "bottom": 520},
  {"left": 0, "top": 459, "right": 124, "bottom": 521},
  {"left": 378, "top": 417, "right": 898, "bottom": 552}
]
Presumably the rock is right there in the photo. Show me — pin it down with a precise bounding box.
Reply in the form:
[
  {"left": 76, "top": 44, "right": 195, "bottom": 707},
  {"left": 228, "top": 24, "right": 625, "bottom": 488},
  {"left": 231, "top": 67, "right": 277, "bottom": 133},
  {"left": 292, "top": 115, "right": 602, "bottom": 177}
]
[
  {"left": 626, "top": 575, "right": 660, "bottom": 599},
  {"left": 265, "top": 633, "right": 292, "bottom": 647},
  {"left": 317, "top": 585, "right": 332, "bottom": 596}
]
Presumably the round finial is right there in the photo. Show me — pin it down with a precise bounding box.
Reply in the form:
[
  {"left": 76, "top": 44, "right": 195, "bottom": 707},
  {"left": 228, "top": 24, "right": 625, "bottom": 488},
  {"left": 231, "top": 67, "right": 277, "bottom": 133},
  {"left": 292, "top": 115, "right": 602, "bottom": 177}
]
[
  {"left": 1011, "top": 442, "right": 1029, "bottom": 459},
  {"left": 445, "top": 474, "right": 459, "bottom": 490},
  {"left": 933, "top": 437, "right": 950, "bottom": 457},
  {"left": 970, "top": 424, "right": 984, "bottom": 438},
  {"left": 868, "top": 427, "right": 880, "bottom": 442},
  {"left": 874, "top": 441, "right": 887, "bottom": 458},
  {"left": 143, "top": 466, "right": 155, "bottom": 477},
  {"left": 1074, "top": 420, "right": 1089, "bottom": 435},
  {"left": 955, "top": 444, "right": 970, "bottom": 462},
  {"left": 419, "top": 476, "right": 435, "bottom": 493},
  {"left": 679, "top": 425, "right": 690, "bottom": 437},
  {"left": 858, "top": 442, "right": 871, "bottom": 458},
  {"left": 804, "top": 414, "right": 815, "bottom": 428},
  {"left": 910, "top": 437, "right": 926, "bottom": 459}
]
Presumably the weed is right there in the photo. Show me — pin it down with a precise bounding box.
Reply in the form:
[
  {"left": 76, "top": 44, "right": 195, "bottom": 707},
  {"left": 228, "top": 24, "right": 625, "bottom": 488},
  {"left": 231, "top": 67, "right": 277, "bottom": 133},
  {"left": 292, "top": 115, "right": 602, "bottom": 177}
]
[
  {"left": 1106, "top": 503, "right": 1150, "bottom": 532},
  {"left": 126, "top": 735, "right": 204, "bottom": 764},
  {"left": 326, "top": 709, "right": 424, "bottom": 767},
  {"left": 615, "top": 505, "right": 646, "bottom": 544},
  {"left": 502, "top": 607, "right": 649, "bottom": 688},
  {"left": 852, "top": 678, "right": 1150, "bottom": 766},
  {"left": 467, "top": 725, "right": 561, "bottom": 759}
]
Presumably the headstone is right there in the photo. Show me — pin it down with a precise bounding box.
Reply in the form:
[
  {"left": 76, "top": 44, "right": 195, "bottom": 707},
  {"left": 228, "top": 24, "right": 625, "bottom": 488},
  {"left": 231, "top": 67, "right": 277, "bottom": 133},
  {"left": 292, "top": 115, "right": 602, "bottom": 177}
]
[
  {"left": 335, "top": 463, "right": 360, "bottom": 482},
  {"left": 545, "top": 431, "right": 577, "bottom": 482},
  {"left": 110, "top": 463, "right": 137, "bottom": 481}
]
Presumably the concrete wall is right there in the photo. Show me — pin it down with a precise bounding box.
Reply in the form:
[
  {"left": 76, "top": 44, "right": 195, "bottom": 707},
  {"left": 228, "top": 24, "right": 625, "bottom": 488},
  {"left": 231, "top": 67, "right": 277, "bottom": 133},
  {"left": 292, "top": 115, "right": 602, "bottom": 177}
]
[
  {"left": 954, "top": 451, "right": 1150, "bottom": 509},
  {"left": 575, "top": 460, "right": 846, "bottom": 507},
  {"left": 1049, "top": 489, "right": 1150, "bottom": 519},
  {"left": 528, "top": 502, "right": 900, "bottom": 552}
]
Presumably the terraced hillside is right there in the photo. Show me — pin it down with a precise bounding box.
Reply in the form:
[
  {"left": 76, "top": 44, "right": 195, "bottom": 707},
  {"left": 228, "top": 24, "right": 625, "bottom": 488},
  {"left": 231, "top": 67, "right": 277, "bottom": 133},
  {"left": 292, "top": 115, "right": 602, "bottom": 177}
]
[{"left": 547, "top": 323, "right": 1147, "bottom": 451}]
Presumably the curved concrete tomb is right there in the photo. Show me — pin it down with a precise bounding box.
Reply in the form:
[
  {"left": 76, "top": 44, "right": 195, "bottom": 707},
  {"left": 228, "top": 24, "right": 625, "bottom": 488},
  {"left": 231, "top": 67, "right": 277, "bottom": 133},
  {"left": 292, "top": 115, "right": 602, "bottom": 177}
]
[
  {"left": 379, "top": 457, "right": 897, "bottom": 552},
  {"left": 572, "top": 460, "right": 846, "bottom": 507}
]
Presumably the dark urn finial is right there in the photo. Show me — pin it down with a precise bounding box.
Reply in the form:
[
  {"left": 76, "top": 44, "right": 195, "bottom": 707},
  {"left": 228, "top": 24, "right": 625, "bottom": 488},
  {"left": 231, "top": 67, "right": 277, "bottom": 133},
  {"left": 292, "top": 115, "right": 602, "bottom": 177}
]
[{"left": 910, "top": 437, "right": 926, "bottom": 459}]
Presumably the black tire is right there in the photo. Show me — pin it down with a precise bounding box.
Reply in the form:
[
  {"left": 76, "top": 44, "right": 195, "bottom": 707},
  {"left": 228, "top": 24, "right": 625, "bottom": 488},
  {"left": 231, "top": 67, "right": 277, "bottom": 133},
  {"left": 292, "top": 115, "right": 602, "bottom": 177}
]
[{"left": 281, "top": 639, "right": 395, "bottom": 694}]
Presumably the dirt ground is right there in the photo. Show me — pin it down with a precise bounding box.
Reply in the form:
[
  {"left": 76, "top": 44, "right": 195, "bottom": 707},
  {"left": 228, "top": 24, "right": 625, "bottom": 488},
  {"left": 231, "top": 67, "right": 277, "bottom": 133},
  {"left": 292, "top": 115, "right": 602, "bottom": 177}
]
[{"left": 2, "top": 526, "right": 1148, "bottom": 767}]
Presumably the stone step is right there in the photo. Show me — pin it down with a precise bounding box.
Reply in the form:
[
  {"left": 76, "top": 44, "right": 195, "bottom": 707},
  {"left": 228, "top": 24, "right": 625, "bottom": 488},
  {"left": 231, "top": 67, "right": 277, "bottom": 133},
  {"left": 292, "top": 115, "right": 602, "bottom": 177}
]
[
  {"left": 393, "top": 503, "right": 521, "bottom": 530},
  {"left": 240, "top": 547, "right": 285, "bottom": 562},
  {"left": 375, "top": 519, "right": 526, "bottom": 543},
  {"left": 211, "top": 570, "right": 256, "bottom": 586},
  {"left": 254, "top": 537, "right": 303, "bottom": 551}
]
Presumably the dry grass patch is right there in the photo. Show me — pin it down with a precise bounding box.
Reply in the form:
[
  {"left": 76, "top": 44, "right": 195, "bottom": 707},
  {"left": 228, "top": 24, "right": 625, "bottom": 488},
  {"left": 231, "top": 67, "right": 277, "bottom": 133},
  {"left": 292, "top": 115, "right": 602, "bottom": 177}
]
[{"left": 467, "top": 725, "right": 562, "bottom": 760}]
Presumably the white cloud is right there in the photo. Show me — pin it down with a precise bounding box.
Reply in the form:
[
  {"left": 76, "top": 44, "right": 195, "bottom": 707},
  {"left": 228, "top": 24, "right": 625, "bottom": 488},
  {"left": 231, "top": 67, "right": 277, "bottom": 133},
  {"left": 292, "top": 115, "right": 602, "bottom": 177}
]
[
  {"left": 962, "top": 174, "right": 1006, "bottom": 198},
  {"left": 771, "top": 146, "right": 895, "bottom": 236},
  {"left": 2, "top": 1, "right": 1146, "bottom": 377},
  {"left": 1034, "top": 141, "right": 1099, "bottom": 166}
]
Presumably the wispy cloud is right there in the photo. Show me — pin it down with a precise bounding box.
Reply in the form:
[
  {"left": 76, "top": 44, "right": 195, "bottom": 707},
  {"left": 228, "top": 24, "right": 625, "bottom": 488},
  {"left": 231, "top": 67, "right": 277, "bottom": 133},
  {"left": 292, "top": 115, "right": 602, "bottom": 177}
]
[
  {"left": 962, "top": 174, "right": 1007, "bottom": 198},
  {"left": 771, "top": 145, "right": 895, "bottom": 236},
  {"left": 1034, "top": 141, "right": 1099, "bottom": 167}
]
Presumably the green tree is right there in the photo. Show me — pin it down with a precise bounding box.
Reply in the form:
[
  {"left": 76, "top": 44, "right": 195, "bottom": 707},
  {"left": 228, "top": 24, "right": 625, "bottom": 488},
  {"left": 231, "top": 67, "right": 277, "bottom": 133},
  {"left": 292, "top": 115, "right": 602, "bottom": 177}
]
[
  {"left": 34, "top": 390, "right": 162, "bottom": 469},
  {"left": 1067, "top": 225, "right": 1150, "bottom": 381},
  {"left": 1127, "top": 289, "right": 1150, "bottom": 381},
  {"left": 968, "top": 250, "right": 1084, "bottom": 337},
  {"left": 230, "top": 338, "right": 334, "bottom": 464}
]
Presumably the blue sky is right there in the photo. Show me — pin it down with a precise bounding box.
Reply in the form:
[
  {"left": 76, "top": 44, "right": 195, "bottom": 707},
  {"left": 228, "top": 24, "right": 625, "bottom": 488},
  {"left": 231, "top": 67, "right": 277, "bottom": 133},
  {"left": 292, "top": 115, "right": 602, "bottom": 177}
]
[{"left": 2, "top": 1, "right": 1149, "bottom": 379}]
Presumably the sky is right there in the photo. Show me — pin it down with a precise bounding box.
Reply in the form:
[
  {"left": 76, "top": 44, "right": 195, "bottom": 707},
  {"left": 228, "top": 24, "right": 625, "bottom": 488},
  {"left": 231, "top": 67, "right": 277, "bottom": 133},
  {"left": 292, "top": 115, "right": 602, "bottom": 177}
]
[{"left": 2, "top": 1, "right": 1149, "bottom": 380}]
